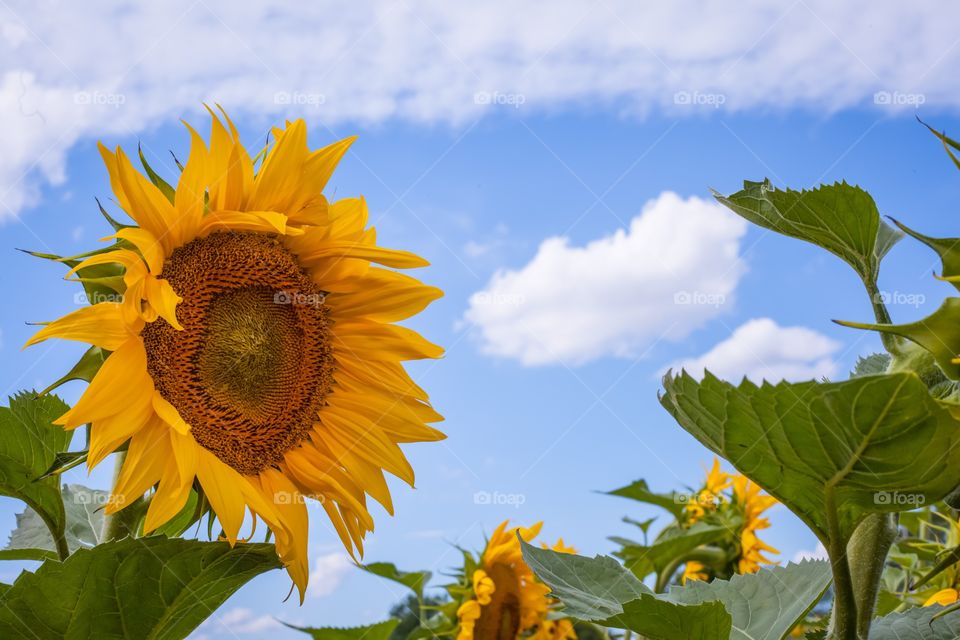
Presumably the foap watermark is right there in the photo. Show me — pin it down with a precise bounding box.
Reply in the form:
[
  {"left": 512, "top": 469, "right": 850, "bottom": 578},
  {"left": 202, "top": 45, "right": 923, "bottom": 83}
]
[
  {"left": 74, "top": 291, "right": 124, "bottom": 305},
  {"left": 873, "top": 290, "right": 925, "bottom": 309},
  {"left": 474, "top": 91, "right": 526, "bottom": 109},
  {"left": 72, "top": 492, "right": 125, "bottom": 508},
  {"left": 873, "top": 91, "right": 926, "bottom": 107},
  {"left": 674, "top": 491, "right": 723, "bottom": 508},
  {"left": 274, "top": 91, "right": 326, "bottom": 108},
  {"left": 874, "top": 491, "right": 925, "bottom": 507},
  {"left": 673, "top": 290, "right": 726, "bottom": 308},
  {"left": 74, "top": 90, "right": 126, "bottom": 109},
  {"left": 274, "top": 290, "right": 327, "bottom": 307},
  {"left": 674, "top": 90, "right": 726, "bottom": 109},
  {"left": 473, "top": 490, "right": 526, "bottom": 508},
  {"left": 273, "top": 491, "right": 326, "bottom": 506}
]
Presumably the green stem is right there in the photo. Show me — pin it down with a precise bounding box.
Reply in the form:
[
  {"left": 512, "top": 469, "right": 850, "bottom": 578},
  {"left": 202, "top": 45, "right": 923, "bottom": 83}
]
[
  {"left": 825, "top": 492, "right": 858, "bottom": 640},
  {"left": 847, "top": 513, "right": 899, "bottom": 639},
  {"left": 100, "top": 452, "right": 129, "bottom": 542},
  {"left": 863, "top": 279, "right": 901, "bottom": 356}
]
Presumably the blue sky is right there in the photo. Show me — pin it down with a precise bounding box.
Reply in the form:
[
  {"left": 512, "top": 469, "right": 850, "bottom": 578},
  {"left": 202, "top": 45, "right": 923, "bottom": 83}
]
[{"left": 3, "top": 2, "right": 960, "bottom": 637}]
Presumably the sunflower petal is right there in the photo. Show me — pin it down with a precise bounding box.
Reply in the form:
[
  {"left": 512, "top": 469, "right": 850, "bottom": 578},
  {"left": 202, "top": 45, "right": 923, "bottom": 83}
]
[{"left": 24, "top": 303, "right": 137, "bottom": 350}]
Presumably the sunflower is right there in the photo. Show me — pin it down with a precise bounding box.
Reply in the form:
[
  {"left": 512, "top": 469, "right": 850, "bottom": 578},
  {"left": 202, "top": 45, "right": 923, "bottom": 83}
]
[
  {"left": 731, "top": 474, "right": 779, "bottom": 574},
  {"left": 681, "top": 459, "right": 778, "bottom": 582},
  {"left": 25, "top": 108, "right": 444, "bottom": 599},
  {"left": 456, "top": 521, "right": 575, "bottom": 640}
]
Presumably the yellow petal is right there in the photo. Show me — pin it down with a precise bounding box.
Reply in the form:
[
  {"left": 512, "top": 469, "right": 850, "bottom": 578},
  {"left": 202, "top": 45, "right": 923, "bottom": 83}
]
[
  {"left": 327, "top": 268, "right": 443, "bottom": 322},
  {"left": 143, "top": 277, "right": 183, "bottom": 330},
  {"left": 113, "top": 147, "right": 179, "bottom": 249},
  {"left": 174, "top": 120, "right": 211, "bottom": 243},
  {"left": 110, "top": 227, "right": 166, "bottom": 274},
  {"left": 152, "top": 392, "right": 191, "bottom": 435},
  {"left": 24, "top": 303, "right": 138, "bottom": 350},
  {"left": 195, "top": 450, "right": 247, "bottom": 544},
  {"left": 107, "top": 416, "right": 169, "bottom": 513},
  {"left": 248, "top": 120, "right": 308, "bottom": 212},
  {"left": 56, "top": 339, "right": 151, "bottom": 429},
  {"left": 198, "top": 210, "right": 295, "bottom": 236},
  {"left": 333, "top": 320, "right": 444, "bottom": 361},
  {"left": 87, "top": 393, "right": 154, "bottom": 469}
]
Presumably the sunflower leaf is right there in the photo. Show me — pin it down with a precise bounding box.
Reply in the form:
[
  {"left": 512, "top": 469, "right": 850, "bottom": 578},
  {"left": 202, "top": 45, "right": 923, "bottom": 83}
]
[
  {"left": 868, "top": 605, "right": 960, "bottom": 639},
  {"left": 0, "top": 537, "right": 281, "bottom": 639},
  {"left": 836, "top": 298, "right": 960, "bottom": 380},
  {"left": 662, "top": 559, "right": 833, "bottom": 640},
  {"left": 520, "top": 538, "right": 650, "bottom": 621},
  {"left": 283, "top": 619, "right": 400, "bottom": 640},
  {"left": 606, "top": 478, "right": 686, "bottom": 518},
  {"left": 660, "top": 371, "right": 960, "bottom": 547},
  {"left": 614, "top": 520, "right": 731, "bottom": 579},
  {"left": 5, "top": 484, "right": 108, "bottom": 555},
  {"left": 0, "top": 392, "right": 72, "bottom": 558},
  {"left": 522, "top": 539, "right": 832, "bottom": 640},
  {"left": 361, "top": 562, "right": 431, "bottom": 602},
  {"left": 714, "top": 179, "right": 900, "bottom": 283}
]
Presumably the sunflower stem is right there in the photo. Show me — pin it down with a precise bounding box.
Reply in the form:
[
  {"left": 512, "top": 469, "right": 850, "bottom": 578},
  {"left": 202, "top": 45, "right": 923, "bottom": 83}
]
[{"left": 100, "top": 452, "right": 129, "bottom": 542}]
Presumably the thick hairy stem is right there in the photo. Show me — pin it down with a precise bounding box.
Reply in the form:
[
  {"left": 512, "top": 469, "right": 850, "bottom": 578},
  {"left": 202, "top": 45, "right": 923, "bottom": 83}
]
[
  {"left": 825, "top": 492, "right": 858, "bottom": 640},
  {"left": 848, "top": 513, "right": 899, "bottom": 639},
  {"left": 100, "top": 452, "right": 129, "bottom": 542}
]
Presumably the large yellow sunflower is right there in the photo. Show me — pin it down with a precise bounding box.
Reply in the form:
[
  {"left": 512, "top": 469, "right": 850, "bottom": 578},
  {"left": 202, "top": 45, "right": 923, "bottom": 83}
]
[
  {"left": 25, "top": 108, "right": 444, "bottom": 599},
  {"left": 456, "top": 521, "right": 575, "bottom": 640}
]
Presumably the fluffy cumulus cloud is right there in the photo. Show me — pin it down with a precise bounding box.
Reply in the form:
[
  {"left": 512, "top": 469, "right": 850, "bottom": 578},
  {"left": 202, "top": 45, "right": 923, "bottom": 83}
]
[
  {"left": 307, "top": 552, "right": 354, "bottom": 599},
  {"left": 2, "top": 1, "right": 960, "bottom": 217},
  {"left": 670, "top": 317, "right": 842, "bottom": 383},
  {"left": 463, "top": 192, "right": 747, "bottom": 366}
]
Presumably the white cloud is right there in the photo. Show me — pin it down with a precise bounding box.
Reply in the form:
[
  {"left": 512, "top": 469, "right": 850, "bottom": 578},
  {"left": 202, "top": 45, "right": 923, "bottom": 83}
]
[
  {"left": 2, "top": 1, "right": 960, "bottom": 217},
  {"left": 670, "top": 318, "right": 841, "bottom": 383},
  {"left": 307, "top": 552, "right": 354, "bottom": 599},
  {"left": 199, "top": 607, "right": 280, "bottom": 635},
  {"left": 464, "top": 191, "right": 747, "bottom": 366},
  {"left": 792, "top": 542, "right": 828, "bottom": 564}
]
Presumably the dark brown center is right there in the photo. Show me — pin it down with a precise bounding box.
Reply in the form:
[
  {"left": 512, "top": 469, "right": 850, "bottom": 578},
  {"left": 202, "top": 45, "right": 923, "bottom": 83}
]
[{"left": 141, "top": 231, "right": 335, "bottom": 476}]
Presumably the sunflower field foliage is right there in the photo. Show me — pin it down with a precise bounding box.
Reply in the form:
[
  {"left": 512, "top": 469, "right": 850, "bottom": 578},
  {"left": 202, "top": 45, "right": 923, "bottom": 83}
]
[{"left": 6, "top": 115, "right": 960, "bottom": 640}]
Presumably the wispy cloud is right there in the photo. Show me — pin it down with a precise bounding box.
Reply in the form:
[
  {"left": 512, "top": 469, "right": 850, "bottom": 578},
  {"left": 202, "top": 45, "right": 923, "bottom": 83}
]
[{"left": 2, "top": 1, "right": 959, "bottom": 216}]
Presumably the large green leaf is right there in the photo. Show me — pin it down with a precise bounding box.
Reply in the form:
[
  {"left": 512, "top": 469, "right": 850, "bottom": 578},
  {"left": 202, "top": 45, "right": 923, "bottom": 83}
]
[
  {"left": 0, "top": 392, "right": 72, "bottom": 556},
  {"left": 606, "top": 479, "right": 686, "bottom": 518},
  {"left": 613, "top": 595, "right": 732, "bottom": 640},
  {"left": 0, "top": 537, "right": 281, "bottom": 639},
  {"left": 663, "top": 560, "right": 833, "bottom": 640},
  {"left": 869, "top": 605, "right": 960, "bottom": 639},
  {"left": 715, "top": 179, "right": 900, "bottom": 283},
  {"left": 6, "top": 484, "right": 107, "bottom": 554},
  {"left": 362, "top": 562, "right": 431, "bottom": 601},
  {"left": 285, "top": 619, "right": 400, "bottom": 640},
  {"left": 660, "top": 371, "right": 960, "bottom": 545},
  {"left": 522, "top": 540, "right": 830, "bottom": 640},
  {"left": 519, "top": 538, "right": 728, "bottom": 639}
]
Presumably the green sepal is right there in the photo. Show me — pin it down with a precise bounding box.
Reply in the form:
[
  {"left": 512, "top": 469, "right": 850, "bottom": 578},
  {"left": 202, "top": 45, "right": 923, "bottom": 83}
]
[
  {"left": 37, "top": 346, "right": 109, "bottom": 398},
  {"left": 889, "top": 218, "right": 960, "bottom": 291},
  {"left": 138, "top": 144, "right": 176, "bottom": 203}
]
